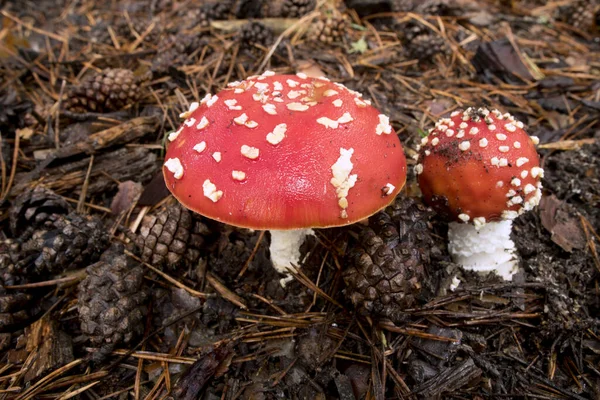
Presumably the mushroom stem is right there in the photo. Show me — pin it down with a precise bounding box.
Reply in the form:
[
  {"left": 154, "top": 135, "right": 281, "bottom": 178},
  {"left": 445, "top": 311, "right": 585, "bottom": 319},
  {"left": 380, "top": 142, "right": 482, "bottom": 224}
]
[
  {"left": 447, "top": 220, "right": 519, "bottom": 281},
  {"left": 269, "top": 228, "right": 314, "bottom": 286}
]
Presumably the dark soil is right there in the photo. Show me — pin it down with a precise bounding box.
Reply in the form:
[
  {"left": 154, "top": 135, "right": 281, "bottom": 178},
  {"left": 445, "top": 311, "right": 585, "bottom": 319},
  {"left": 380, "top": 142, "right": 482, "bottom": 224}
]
[{"left": 0, "top": 0, "right": 599, "bottom": 399}]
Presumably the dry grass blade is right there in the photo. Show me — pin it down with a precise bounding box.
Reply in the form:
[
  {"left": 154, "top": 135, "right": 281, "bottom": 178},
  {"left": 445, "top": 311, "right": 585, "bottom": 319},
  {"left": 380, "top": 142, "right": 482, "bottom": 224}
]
[{"left": 206, "top": 271, "right": 247, "bottom": 310}]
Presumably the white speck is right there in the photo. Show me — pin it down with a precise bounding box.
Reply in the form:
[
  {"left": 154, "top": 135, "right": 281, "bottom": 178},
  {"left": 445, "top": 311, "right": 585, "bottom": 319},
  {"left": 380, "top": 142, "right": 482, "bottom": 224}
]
[
  {"left": 431, "top": 137, "right": 440, "bottom": 146},
  {"left": 241, "top": 145, "right": 259, "bottom": 159},
  {"left": 224, "top": 99, "right": 242, "bottom": 110},
  {"left": 333, "top": 99, "right": 343, "bottom": 107},
  {"left": 330, "top": 148, "right": 358, "bottom": 214},
  {"left": 376, "top": 114, "right": 392, "bottom": 135},
  {"left": 317, "top": 117, "right": 339, "bottom": 129},
  {"left": 168, "top": 127, "right": 183, "bottom": 141},
  {"left": 184, "top": 118, "right": 196, "bottom": 127},
  {"left": 496, "top": 133, "right": 507, "bottom": 141},
  {"left": 273, "top": 97, "right": 284, "bottom": 103},
  {"left": 234, "top": 113, "right": 248, "bottom": 125},
  {"left": 211, "top": 151, "right": 222, "bottom": 162},
  {"left": 451, "top": 111, "right": 460, "bottom": 117},
  {"left": 414, "top": 164, "right": 423, "bottom": 175},
  {"left": 531, "top": 136, "right": 540, "bottom": 145},
  {"left": 437, "top": 124, "right": 448, "bottom": 132},
  {"left": 425, "top": 150, "right": 431, "bottom": 156},
  {"left": 496, "top": 181, "right": 504, "bottom": 188},
  {"left": 506, "top": 189, "right": 517, "bottom": 197},
  {"left": 287, "top": 102, "right": 309, "bottom": 111},
  {"left": 232, "top": 170, "right": 246, "bottom": 181},
  {"left": 179, "top": 102, "right": 199, "bottom": 119},
  {"left": 459, "top": 141, "right": 470, "bottom": 151},
  {"left": 445, "top": 129, "right": 455, "bottom": 137},
  {"left": 479, "top": 138, "right": 488, "bottom": 147},
  {"left": 513, "top": 141, "right": 521, "bottom": 149},
  {"left": 505, "top": 123, "right": 516, "bottom": 132},
  {"left": 203, "top": 179, "right": 223, "bottom": 202},
  {"left": 469, "top": 127, "right": 479, "bottom": 135},
  {"left": 296, "top": 72, "right": 307, "bottom": 79},
  {"left": 456, "top": 130, "right": 465, "bottom": 138},
  {"left": 255, "top": 82, "right": 269, "bottom": 92},
  {"left": 252, "top": 92, "right": 268, "bottom": 103},
  {"left": 234, "top": 88, "right": 244, "bottom": 94},
  {"left": 196, "top": 116, "right": 209, "bottom": 130},
  {"left": 459, "top": 122, "right": 468, "bottom": 129},
  {"left": 338, "top": 197, "right": 348, "bottom": 209},
  {"left": 421, "top": 137, "right": 429, "bottom": 146},
  {"left": 323, "top": 89, "right": 338, "bottom": 97},
  {"left": 318, "top": 76, "right": 330, "bottom": 81},
  {"left": 511, "top": 196, "right": 523, "bottom": 204},
  {"left": 524, "top": 184, "right": 536, "bottom": 194},
  {"left": 227, "top": 81, "right": 242, "bottom": 88},
  {"left": 266, "top": 123, "right": 287, "bottom": 145},
  {"left": 206, "top": 95, "right": 218, "bottom": 107},
  {"left": 502, "top": 210, "right": 519, "bottom": 220},
  {"left": 499, "top": 158, "right": 508, "bottom": 167},
  {"left": 491, "top": 157, "right": 499, "bottom": 166},
  {"left": 164, "top": 158, "right": 184, "bottom": 179},
  {"left": 383, "top": 183, "right": 395, "bottom": 195},
  {"left": 521, "top": 170, "right": 529, "bottom": 179},
  {"left": 516, "top": 121, "right": 524, "bottom": 129},
  {"left": 193, "top": 141, "right": 206, "bottom": 153},
  {"left": 511, "top": 178, "right": 521, "bottom": 187},
  {"left": 354, "top": 97, "right": 367, "bottom": 107},
  {"left": 287, "top": 90, "right": 302, "bottom": 99},
  {"left": 531, "top": 167, "right": 544, "bottom": 178},
  {"left": 450, "top": 276, "right": 461, "bottom": 291},
  {"left": 262, "top": 70, "right": 275, "bottom": 77},
  {"left": 337, "top": 112, "right": 354, "bottom": 124},
  {"left": 473, "top": 216, "right": 486, "bottom": 228},
  {"left": 245, "top": 120, "right": 258, "bottom": 129},
  {"left": 499, "top": 146, "right": 510, "bottom": 153},
  {"left": 262, "top": 104, "right": 277, "bottom": 115},
  {"left": 273, "top": 81, "right": 283, "bottom": 91},
  {"left": 516, "top": 157, "right": 529, "bottom": 167},
  {"left": 286, "top": 79, "right": 299, "bottom": 87},
  {"left": 458, "top": 213, "right": 470, "bottom": 222}
]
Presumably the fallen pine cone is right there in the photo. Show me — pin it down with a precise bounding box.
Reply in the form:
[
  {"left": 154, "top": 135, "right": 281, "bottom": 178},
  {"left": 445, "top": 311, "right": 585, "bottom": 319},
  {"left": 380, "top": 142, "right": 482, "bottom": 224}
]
[
  {"left": 65, "top": 68, "right": 144, "bottom": 114},
  {"left": 78, "top": 244, "right": 148, "bottom": 361},
  {"left": 343, "top": 197, "right": 435, "bottom": 321}
]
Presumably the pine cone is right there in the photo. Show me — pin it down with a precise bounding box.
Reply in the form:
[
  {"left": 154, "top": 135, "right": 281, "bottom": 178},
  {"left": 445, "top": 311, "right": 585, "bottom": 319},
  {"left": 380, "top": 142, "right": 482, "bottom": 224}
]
[
  {"left": 22, "top": 213, "right": 110, "bottom": 276},
  {"left": 0, "top": 87, "right": 32, "bottom": 132},
  {"left": 9, "top": 186, "right": 71, "bottom": 238},
  {"left": 65, "top": 68, "right": 142, "bottom": 113},
  {"left": 406, "top": 33, "right": 449, "bottom": 61},
  {"left": 343, "top": 197, "right": 434, "bottom": 320},
  {"left": 414, "top": 0, "right": 457, "bottom": 16},
  {"left": 192, "top": 1, "right": 232, "bottom": 28},
  {"left": 152, "top": 33, "right": 209, "bottom": 75},
  {"left": 78, "top": 245, "right": 148, "bottom": 355},
  {"left": 0, "top": 289, "right": 32, "bottom": 331},
  {"left": 561, "top": 0, "right": 599, "bottom": 32},
  {"left": 135, "top": 204, "right": 210, "bottom": 269},
  {"left": 309, "top": 14, "right": 347, "bottom": 44},
  {"left": 239, "top": 21, "right": 274, "bottom": 49},
  {"left": 282, "top": 0, "right": 316, "bottom": 17}
]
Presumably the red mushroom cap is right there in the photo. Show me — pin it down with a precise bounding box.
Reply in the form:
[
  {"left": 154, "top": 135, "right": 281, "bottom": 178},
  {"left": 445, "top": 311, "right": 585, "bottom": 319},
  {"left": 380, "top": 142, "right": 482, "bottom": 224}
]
[
  {"left": 416, "top": 107, "right": 543, "bottom": 225},
  {"left": 163, "top": 72, "right": 407, "bottom": 230}
]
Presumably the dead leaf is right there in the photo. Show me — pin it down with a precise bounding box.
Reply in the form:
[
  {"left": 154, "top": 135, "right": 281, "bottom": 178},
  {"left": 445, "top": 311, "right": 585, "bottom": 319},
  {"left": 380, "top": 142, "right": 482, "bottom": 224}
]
[
  {"left": 110, "top": 180, "right": 143, "bottom": 215},
  {"left": 539, "top": 195, "right": 586, "bottom": 252}
]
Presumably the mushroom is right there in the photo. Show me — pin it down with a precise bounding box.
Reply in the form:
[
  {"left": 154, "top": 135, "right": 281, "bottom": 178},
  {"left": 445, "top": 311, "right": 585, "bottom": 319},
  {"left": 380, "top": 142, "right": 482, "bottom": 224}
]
[
  {"left": 163, "top": 71, "right": 407, "bottom": 285},
  {"left": 415, "top": 107, "right": 543, "bottom": 280}
]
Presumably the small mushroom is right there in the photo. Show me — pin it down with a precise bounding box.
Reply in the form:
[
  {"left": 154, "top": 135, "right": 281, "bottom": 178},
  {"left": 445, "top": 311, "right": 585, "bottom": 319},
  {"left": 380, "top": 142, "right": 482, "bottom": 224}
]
[
  {"left": 415, "top": 107, "right": 543, "bottom": 280},
  {"left": 163, "top": 71, "right": 408, "bottom": 285}
]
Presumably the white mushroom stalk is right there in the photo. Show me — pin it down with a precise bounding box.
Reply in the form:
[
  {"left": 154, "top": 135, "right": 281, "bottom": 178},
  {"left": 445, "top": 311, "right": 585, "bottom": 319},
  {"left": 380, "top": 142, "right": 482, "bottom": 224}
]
[
  {"left": 269, "top": 229, "right": 315, "bottom": 286},
  {"left": 447, "top": 220, "right": 517, "bottom": 281}
]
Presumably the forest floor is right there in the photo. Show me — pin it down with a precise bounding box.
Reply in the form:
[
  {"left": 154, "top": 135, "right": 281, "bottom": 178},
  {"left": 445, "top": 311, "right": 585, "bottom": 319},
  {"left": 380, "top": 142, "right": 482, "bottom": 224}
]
[{"left": 0, "top": 0, "right": 599, "bottom": 399}]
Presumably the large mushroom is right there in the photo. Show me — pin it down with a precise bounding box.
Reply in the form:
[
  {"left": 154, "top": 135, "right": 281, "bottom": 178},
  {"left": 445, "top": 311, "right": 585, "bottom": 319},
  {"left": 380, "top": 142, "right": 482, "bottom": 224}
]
[
  {"left": 163, "top": 71, "right": 407, "bottom": 284},
  {"left": 415, "top": 107, "right": 543, "bottom": 280}
]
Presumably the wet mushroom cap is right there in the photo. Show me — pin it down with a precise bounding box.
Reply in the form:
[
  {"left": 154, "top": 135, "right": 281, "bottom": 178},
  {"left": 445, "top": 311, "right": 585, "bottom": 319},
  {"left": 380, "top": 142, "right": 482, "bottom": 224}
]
[
  {"left": 163, "top": 72, "right": 407, "bottom": 230},
  {"left": 415, "top": 107, "right": 543, "bottom": 225}
]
